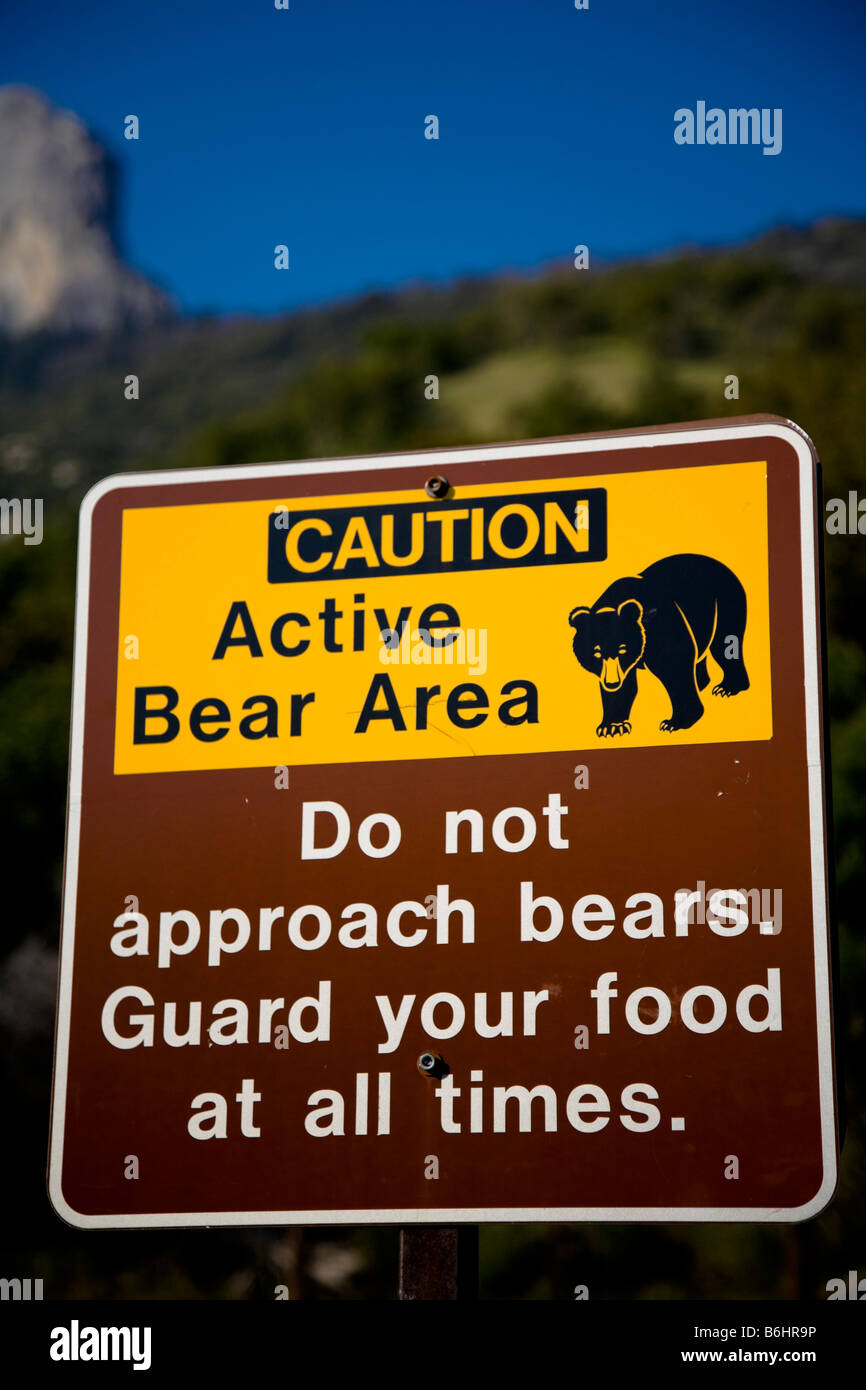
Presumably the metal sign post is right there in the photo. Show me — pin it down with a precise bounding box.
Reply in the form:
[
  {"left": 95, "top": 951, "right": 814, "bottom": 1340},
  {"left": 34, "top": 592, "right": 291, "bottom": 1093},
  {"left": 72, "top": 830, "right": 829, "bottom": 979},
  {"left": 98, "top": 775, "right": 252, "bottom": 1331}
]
[{"left": 398, "top": 1226, "right": 478, "bottom": 1300}]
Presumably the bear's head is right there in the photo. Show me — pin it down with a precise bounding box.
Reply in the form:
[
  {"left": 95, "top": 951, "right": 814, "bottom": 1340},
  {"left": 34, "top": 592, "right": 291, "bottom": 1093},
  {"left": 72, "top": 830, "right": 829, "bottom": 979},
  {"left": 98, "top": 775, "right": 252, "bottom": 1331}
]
[{"left": 568, "top": 599, "right": 645, "bottom": 691}]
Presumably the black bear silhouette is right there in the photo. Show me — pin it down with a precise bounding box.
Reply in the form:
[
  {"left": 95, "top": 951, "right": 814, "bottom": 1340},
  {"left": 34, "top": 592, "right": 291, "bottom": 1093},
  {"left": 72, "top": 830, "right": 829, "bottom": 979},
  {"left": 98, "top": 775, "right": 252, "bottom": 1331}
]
[{"left": 568, "top": 553, "right": 750, "bottom": 737}]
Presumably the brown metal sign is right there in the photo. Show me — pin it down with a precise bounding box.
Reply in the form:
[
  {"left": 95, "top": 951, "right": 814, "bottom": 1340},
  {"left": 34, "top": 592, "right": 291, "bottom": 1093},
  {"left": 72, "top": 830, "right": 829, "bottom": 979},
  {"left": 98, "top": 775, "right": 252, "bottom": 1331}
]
[{"left": 48, "top": 416, "right": 838, "bottom": 1227}]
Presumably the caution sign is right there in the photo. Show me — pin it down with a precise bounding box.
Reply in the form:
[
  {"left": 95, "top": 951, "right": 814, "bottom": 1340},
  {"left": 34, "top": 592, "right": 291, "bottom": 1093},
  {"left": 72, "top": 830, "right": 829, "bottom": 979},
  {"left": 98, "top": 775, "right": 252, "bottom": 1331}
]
[
  {"left": 114, "top": 459, "right": 773, "bottom": 774},
  {"left": 49, "top": 417, "right": 838, "bottom": 1227}
]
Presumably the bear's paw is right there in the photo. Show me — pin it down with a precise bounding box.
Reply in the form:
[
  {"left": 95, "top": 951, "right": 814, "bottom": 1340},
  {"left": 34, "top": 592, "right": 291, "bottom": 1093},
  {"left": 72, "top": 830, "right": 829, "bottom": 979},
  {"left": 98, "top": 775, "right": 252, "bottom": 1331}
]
[
  {"left": 596, "top": 720, "right": 632, "bottom": 738},
  {"left": 660, "top": 713, "right": 703, "bottom": 732},
  {"left": 712, "top": 680, "right": 748, "bottom": 698}
]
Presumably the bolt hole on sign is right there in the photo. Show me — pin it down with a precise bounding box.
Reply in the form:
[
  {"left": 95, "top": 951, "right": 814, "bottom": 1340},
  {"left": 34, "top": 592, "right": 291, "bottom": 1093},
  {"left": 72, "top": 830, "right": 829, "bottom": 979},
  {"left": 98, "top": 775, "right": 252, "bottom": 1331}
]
[{"left": 48, "top": 416, "right": 838, "bottom": 1228}]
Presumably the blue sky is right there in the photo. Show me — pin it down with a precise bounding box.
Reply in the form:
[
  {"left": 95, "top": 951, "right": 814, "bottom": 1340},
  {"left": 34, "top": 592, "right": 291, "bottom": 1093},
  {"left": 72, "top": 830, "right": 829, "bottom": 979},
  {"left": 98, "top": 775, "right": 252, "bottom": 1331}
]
[{"left": 3, "top": 0, "right": 865, "bottom": 315}]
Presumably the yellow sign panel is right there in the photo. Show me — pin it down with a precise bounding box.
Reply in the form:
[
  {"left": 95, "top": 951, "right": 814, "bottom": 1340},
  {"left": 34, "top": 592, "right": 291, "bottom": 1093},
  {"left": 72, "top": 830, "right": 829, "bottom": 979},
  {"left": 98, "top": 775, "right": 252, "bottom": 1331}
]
[{"left": 114, "top": 459, "right": 771, "bottom": 774}]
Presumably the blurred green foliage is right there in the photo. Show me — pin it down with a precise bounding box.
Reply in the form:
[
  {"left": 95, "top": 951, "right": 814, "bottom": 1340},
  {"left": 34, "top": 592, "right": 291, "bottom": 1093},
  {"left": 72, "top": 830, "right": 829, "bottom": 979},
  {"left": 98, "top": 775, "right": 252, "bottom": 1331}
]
[{"left": 2, "top": 227, "right": 865, "bottom": 1298}]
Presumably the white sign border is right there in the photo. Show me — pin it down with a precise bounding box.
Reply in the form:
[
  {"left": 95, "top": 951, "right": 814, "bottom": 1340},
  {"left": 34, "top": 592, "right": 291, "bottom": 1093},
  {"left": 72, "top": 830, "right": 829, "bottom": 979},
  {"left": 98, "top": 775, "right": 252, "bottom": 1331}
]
[{"left": 48, "top": 419, "right": 838, "bottom": 1229}]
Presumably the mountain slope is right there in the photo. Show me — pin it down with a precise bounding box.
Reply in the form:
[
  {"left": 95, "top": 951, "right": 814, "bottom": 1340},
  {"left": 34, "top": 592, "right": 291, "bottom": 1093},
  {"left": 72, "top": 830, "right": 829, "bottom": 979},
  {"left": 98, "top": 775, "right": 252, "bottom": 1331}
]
[{"left": 0, "top": 87, "right": 173, "bottom": 337}]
